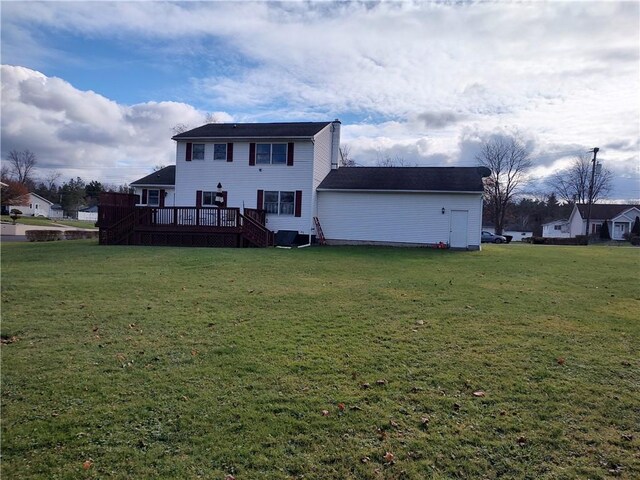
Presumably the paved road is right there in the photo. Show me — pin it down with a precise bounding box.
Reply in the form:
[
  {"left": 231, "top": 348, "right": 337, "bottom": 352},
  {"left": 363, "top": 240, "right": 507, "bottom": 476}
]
[{"left": 1, "top": 235, "right": 28, "bottom": 243}]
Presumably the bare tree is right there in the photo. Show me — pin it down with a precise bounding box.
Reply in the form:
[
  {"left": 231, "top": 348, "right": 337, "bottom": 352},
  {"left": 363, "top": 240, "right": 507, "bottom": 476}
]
[
  {"left": 476, "top": 136, "right": 532, "bottom": 235},
  {"left": 43, "top": 171, "right": 61, "bottom": 191},
  {"left": 339, "top": 145, "right": 356, "bottom": 167},
  {"left": 7, "top": 150, "right": 37, "bottom": 184},
  {"left": 546, "top": 153, "right": 613, "bottom": 204},
  {"left": 375, "top": 150, "right": 415, "bottom": 167},
  {"left": 171, "top": 123, "right": 191, "bottom": 136},
  {"left": 205, "top": 112, "right": 222, "bottom": 124},
  {"left": 0, "top": 179, "right": 29, "bottom": 206},
  {"left": 153, "top": 165, "right": 167, "bottom": 172}
]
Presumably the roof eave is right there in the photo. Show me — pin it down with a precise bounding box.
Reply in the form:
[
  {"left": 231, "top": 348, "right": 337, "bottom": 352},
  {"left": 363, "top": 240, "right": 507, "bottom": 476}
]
[
  {"left": 172, "top": 135, "right": 316, "bottom": 141},
  {"left": 316, "top": 188, "right": 483, "bottom": 194}
]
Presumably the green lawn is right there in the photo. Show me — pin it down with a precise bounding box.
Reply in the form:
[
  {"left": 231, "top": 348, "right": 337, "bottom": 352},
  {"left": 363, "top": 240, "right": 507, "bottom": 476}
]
[
  {"left": 1, "top": 242, "right": 638, "bottom": 479},
  {"left": 1, "top": 215, "right": 97, "bottom": 229}
]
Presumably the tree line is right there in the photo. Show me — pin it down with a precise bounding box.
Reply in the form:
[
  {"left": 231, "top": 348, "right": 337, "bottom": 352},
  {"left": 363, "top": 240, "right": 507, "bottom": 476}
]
[
  {"left": 341, "top": 136, "right": 617, "bottom": 235},
  {"left": 1, "top": 150, "right": 131, "bottom": 215}
]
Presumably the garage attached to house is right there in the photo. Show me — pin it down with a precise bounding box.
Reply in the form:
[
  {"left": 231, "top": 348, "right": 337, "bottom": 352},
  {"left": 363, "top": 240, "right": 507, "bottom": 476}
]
[{"left": 316, "top": 167, "right": 490, "bottom": 250}]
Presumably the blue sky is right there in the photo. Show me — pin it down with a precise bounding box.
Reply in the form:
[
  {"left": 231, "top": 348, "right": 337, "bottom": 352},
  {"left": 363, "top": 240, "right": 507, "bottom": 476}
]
[{"left": 1, "top": 1, "right": 639, "bottom": 200}]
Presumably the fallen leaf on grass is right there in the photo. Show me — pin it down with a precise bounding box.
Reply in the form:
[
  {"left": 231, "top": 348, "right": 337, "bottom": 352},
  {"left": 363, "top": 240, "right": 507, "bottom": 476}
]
[
  {"left": 225, "top": 475, "right": 236, "bottom": 480},
  {"left": 390, "top": 420, "right": 399, "bottom": 429},
  {"left": 338, "top": 403, "right": 345, "bottom": 411},
  {"left": 321, "top": 410, "right": 330, "bottom": 416},
  {"left": 517, "top": 436, "right": 527, "bottom": 446},
  {"left": 376, "top": 379, "right": 387, "bottom": 386},
  {"left": 361, "top": 456, "right": 370, "bottom": 463},
  {"left": 383, "top": 451, "right": 395, "bottom": 463},
  {"left": 191, "top": 350, "right": 198, "bottom": 356},
  {"left": 421, "top": 416, "right": 430, "bottom": 426},
  {"left": 361, "top": 383, "right": 370, "bottom": 389},
  {"left": 82, "top": 460, "right": 93, "bottom": 470},
  {"left": 557, "top": 357, "right": 565, "bottom": 365},
  {"left": 472, "top": 390, "right": 486, "bottom": 397}
]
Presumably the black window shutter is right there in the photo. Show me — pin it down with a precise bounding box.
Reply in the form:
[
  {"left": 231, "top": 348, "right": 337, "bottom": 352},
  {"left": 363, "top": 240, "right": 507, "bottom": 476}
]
[
  {"left": 295, "top": 190, "right": 302, "bottom": 217},
  {"left": 227, "top": 143, "right": 233, "bottom": 162},
  {"left": 257, "top": 189, "right": 264, "bottom": 209},
  {"left": 142, "top": 189, "right": 148, "bottom": 204},
  {"left": 186, "top": 143, "right": 192, "bottom": 162},
  {"left": 249, "top": 143, "right": 256, "bottom": 166},
  {"left": 159, "top": 189, "right": 165, "bottom": 208},
  {"left": 196, "top": 190, "right": 202, "bottom": 208},
  {"left": 287, "top": 142, "right": 294, "bottom": 166}
]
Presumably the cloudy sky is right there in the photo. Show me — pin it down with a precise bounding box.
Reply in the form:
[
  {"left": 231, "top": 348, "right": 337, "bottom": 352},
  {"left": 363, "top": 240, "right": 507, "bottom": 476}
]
[{"left": 1, "top": 1, "right": 638, "bottom": 200}]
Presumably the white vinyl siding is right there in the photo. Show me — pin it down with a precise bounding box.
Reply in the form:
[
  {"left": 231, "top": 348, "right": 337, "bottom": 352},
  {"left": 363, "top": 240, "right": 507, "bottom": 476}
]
[
  {"left": 317, "top": 191, "right": 483, "bottom": 248},
  {"left": 175, "top": 140, "right": 315, "bottom": 233}
]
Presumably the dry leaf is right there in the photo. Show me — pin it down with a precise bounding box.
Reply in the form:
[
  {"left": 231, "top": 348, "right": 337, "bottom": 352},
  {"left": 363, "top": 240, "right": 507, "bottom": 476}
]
[
  {"left": 421, "top": 416, "right": 430, "bottom": 425},
  {"left": 517, "top": 436, "right": 527, "bottom": 446},
  {"left": 383, "top": 451, "right": 395, "bottom": 463},
  {"left": 321, "top": 410, "right": 330, "bottom": 416},
  {"left": 376, "top": 379, "right": 387, "bottom": 386},
  {"left": 225, "top": 475, "right": 236, "bottom": 480},
  {"left": 557, "top": 357, "right": 565, "bottom": 365},
  {"left": 361, "top": 382, "right": 370, "bottom": 389},
  {"left": 191, "top": 350, "right": 198, "bottom": 356},
  {"left": 390, "top": 420, "right": 399, "bottom": 428},
  {"left": 473, "top": 390, "right": 486, "bottom": 397},
  {"left": 82, "top": 460, "right": 93, "bottom": 470},
  {"left": 338, "top": 403, "right": 345, "bottom": 411},
  {"left": 361, "top": 456, "right": 370, "bottom": 463}
]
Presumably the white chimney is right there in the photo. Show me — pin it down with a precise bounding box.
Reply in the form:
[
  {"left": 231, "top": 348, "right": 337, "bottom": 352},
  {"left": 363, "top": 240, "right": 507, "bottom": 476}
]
[{"left": 330, "top": 119, "right": 341, "bottom": 170}]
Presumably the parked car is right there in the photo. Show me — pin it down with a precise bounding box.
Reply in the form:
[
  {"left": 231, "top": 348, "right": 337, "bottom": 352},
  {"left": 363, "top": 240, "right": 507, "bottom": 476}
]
[{"left": 481, "top": 231, "right": 507, "bottom": 243}]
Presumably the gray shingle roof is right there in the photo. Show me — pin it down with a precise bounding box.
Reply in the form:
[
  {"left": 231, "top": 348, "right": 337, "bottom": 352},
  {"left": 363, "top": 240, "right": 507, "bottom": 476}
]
[
  {"left": 576, "top": 203, "right": 639, "bottom": 220},
  {"left": 131, "top": 166, "right": 176, "bottom": 186},
  {"left": 172, "top": 122, "right": 334, "bottom": 140},
  {"left": 317, "top": 167, "right": 491, "bottom": 192}
]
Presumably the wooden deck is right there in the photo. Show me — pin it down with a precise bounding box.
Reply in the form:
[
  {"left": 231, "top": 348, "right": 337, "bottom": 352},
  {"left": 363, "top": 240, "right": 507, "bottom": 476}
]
[{"left": 98, "top": 193, "right": 273, "bottom": 247}]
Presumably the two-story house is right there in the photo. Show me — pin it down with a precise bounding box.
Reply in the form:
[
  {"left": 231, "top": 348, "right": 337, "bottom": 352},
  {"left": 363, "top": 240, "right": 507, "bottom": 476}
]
[{"left": 104, "top": 120, "right": 490, "bottom": 249}]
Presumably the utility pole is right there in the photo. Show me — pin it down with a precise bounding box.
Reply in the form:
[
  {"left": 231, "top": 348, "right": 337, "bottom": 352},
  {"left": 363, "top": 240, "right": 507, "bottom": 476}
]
[{"left": 584, "top": 147, "right": 599, "bottom": 244}]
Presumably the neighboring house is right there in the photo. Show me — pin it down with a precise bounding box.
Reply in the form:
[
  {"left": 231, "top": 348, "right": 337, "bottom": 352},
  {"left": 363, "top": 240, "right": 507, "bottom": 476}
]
[
  {"left": 483, "top": 225, "right": 534, "bottom": 241},
  {"left": 78, "top": 205, "right": 98, "bottom": 222},
  {"left": 102, "top": 121, "right": 490, "bottom": 249},
  {"left": 568, "top": 204, "right": 640, "bottom": 240},
  {"left": 11, "top": 193, "right": 54, "bottom": 217},
  {"left": 541, "top": 219, "right": 571, "bottom": 238},
  {"left": 130, "top": 166, "right": 176, "bottom": 207},
  {"left": 49, "top": 204, "right": 65, "bottom": 219}
]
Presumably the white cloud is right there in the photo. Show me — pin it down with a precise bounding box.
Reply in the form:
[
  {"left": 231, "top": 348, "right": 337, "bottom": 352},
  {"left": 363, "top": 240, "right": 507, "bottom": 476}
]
[
  {"left": 0, "top": 65, "right": 227, "bottom": 184},
  {"left": 1, "top": 1, "right": 638, "bottom": 199}
]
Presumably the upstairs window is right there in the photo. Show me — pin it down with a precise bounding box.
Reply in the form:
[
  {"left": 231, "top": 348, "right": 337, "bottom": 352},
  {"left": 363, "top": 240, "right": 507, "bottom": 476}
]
[
  {"left": 554, "top": 225, "right": 562, "bottom": 231},
  {"left": 256, "top": 143, "right": 287, "bottom": 164},
  {"left": 192, "top": 144, "right": 205, "bottom": 160},
  {"left": 213, "top": 144, "right": 227, "bottom": 161}
]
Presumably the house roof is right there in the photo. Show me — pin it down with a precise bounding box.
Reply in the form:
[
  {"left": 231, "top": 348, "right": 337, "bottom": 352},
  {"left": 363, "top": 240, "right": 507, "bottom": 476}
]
[
  {"left": 131, "top": 166, "right": 176, "bottom": 186},
  {"left": 542, "top": 219, "right": 569, "bottom": 226},
  {"left": 317, "top": 167, "right": 491, "bottom": 192},
  {"left": 575, "top": 203, "right": 639, "bottom": 220},
  {"left": 29, "top": 192, "right": 54, "bottom": 205},
  {"left": 171, "top": 121, "right": 334, "bottom": 140},
  {"left": 80, "top": 205, "right": 98, "bottom": 212}
]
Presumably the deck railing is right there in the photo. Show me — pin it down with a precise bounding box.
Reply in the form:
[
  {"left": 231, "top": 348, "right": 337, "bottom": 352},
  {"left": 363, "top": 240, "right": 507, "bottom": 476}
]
[
  {"left": 137, "top": 206, "right": 241, "bottom": 228},
  {"left": 99, "top": 201, "right": 273, "bottom": 247}
]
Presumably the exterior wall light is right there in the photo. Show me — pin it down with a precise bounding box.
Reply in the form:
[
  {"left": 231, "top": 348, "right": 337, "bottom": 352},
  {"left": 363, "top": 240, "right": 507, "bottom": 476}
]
[{"left": 442, "top": 207, "right": 446, "bottom": 215}]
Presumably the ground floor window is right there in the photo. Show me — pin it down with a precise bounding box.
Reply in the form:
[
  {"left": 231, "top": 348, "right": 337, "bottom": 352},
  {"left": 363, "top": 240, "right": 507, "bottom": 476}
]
[
  {"left": 147, "top": 189, "right": 160, "bottom": 206},
  {"left": 264, "top": 191, "right": 294, "bottom": 215}
]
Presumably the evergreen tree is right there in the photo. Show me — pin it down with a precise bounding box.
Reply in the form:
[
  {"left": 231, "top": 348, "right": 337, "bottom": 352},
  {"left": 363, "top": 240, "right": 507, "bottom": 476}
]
[
  {"left": 599, "top": 220, "right": 611, "bottom": 240},
  {"left": 632, "top": 216, "right": 640, "bottom": 236}
]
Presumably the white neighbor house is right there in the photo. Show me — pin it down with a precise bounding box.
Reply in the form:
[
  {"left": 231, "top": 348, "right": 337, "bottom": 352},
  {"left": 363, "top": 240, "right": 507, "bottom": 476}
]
[
  {"left": 566, "top": 204, "right": 640, "bottom": 240},
  {"left": 542, "top": 219, "right": 571, "bottom": 238},
  {"left": 130, "top": 121, "right": 490, "bottom": 249},
  {"left": 12, "top": 193, "right": 54, "bottom": 217}
]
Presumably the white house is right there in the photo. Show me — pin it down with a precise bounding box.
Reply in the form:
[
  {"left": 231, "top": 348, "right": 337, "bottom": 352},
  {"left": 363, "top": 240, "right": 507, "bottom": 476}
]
[
  {"left": 567, "top": 204, "right": 640, "bottom": 240},
  {"left": 542, "top": 219, "right": 571, "bottom": 238},
  {"left": 130, "top": 166, "right": 176, "bottom": 207},
  {"left": 12, "top": 193, "right": 54, "bottom": 217},
  {"left": 124, "top": 121, "right": 490, "bottom": 249}
]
